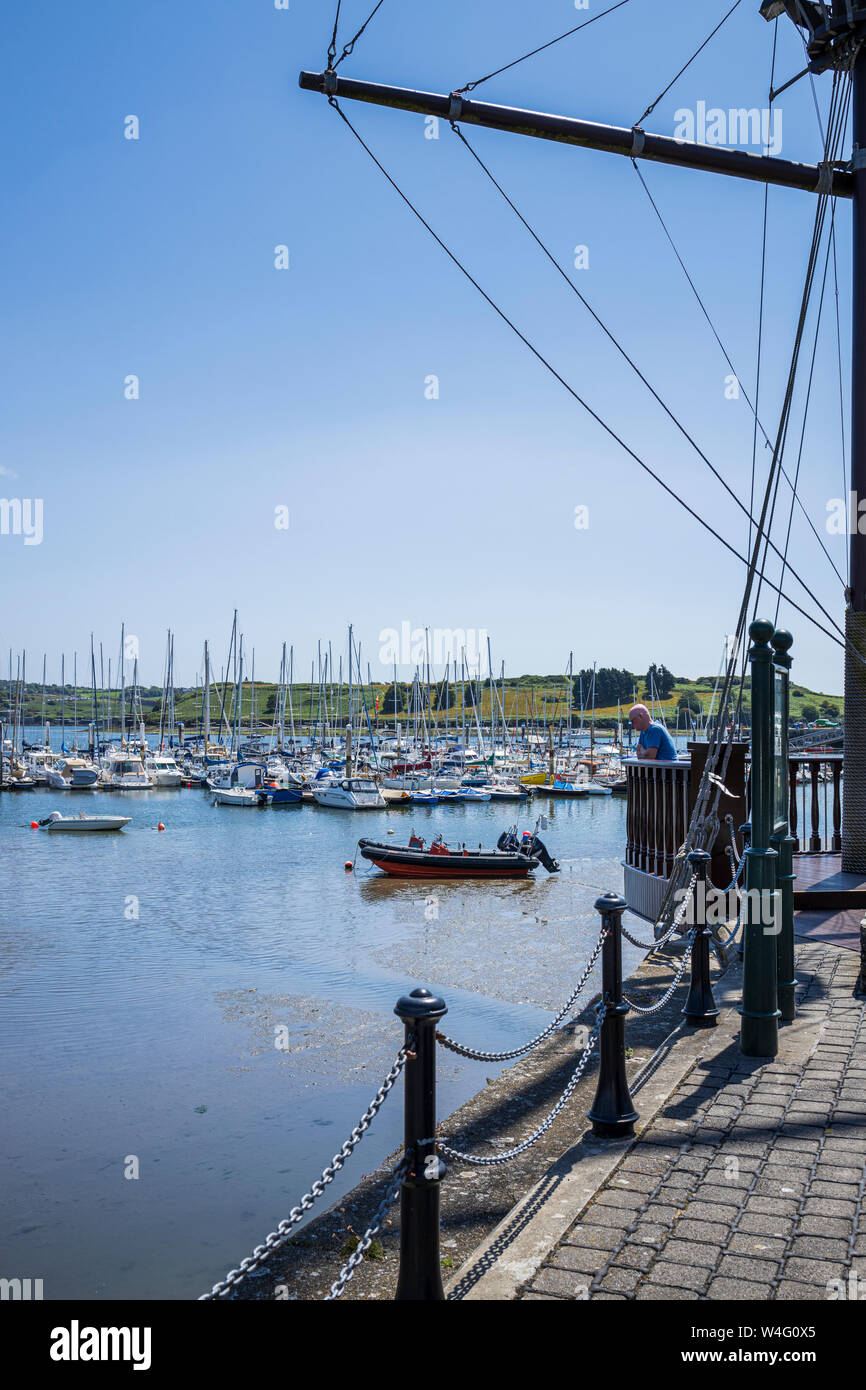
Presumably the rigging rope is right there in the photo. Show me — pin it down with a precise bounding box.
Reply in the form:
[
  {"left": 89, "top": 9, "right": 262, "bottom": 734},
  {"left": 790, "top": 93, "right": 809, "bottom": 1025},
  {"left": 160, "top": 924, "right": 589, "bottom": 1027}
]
[
  {"left": 635, "top": 0, "right": 745, "bottom": 127},
  {"left": 326, "top": 96, "right": 846, "bottom": 653},
  {"left": 330, "top": 0, "right": 388, "bottom": 71},
  {"left": 447, "top": 119, "right": 845, "bottom": 645},
  {"left": 456, "top": 0, "right": 635, "bottom": 94}
]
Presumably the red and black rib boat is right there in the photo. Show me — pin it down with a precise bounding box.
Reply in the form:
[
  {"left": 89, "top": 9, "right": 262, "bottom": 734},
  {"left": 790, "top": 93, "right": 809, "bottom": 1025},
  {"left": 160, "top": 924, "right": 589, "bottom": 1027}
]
[{"left": 358, "top": 829, "right": 559, "bottom": 879}]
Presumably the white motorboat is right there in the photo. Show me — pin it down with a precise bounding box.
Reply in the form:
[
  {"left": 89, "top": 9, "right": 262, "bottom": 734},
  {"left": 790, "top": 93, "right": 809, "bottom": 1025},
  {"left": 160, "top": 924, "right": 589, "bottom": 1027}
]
[
  {"left": 211, "top": 786, "right": 264, "bottom": 807},
  {"left": 311, "top": 777, "right": 386, "bottom": 809},
  {"left": 45, "top": 757, "right": 100, "bottom": 790},
  {"left": 146, "top": 753, "right": 183, "bottom": 787},
  {"left": 99, "top": 749, "right": 153, "bottom": 790},
  {"left": 38, "top": 811, "right": 131, "bottom": 832}
]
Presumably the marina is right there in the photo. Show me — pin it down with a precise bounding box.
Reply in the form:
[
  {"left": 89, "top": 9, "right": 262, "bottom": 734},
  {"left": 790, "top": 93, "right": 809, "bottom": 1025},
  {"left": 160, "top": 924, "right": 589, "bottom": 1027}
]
[{"left": 4, "top": 0, "right": 866, "bottom": 1346}]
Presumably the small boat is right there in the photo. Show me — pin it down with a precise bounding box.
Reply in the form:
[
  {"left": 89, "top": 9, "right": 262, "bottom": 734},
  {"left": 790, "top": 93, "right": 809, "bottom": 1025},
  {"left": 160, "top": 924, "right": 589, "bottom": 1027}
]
[
  {"left": 212, "top": 787, "right": 266, "bottom": 807},
  {"left": 46, "top": 757, "right": 100, "bottom": 790},
  {"left": 312, "top": 777, "right": 386, "bottom": 809},
  {"left": 38, "top": 811, "right": 131, "bottom": 832},
  {"left": 358, "top": 826, "right": 559, "bottom": 878}
]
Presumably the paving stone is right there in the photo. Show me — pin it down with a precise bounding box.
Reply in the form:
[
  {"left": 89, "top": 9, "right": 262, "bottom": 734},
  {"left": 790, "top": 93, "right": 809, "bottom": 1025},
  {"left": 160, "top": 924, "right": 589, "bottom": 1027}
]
[
  {"left": 706, "top": 1277, "right": 773, "bottom": 1300},
  {"left": 582, "top": 1204, "right": 635, "bottom": 1229},
  {"left": 611, "top": 1172, "right": 657, "bottom": 1194},
  {"left": 774, "top": 1280, "right": 834, "bottom": 1301},
  {"left": 781, "top": 1256, "right": 846, "bottom": 1284},
  {"left": 683, "top": 1201, "right": 740, "bottom": 1224},
  {"left": 640, "top": 1203, "right": 682, "bottom": 1226},
  {"left": 590, "top": 1292, "right": 627, "bottom": 1300},
  {"left": 610, "top": 1244, "right": 654, "bottom": 1272},
  {"left": 644, "top": 1262, "right": 709, "bottom": 1292},
  {"left": 808, "top": 1180, "right": 861, "bottom": 1200},
  {"left": 594, "top": 1189, "right": 647, "bottom": 1211},
  {"left": 728, "top": 1232, "right": 787, "bottom": 1259},
  {"left": 561, "top": 1223, "right": 621, "bottom": 1251},
  {"left": 796, "top": 1214, "right": 851, "bottom": 1238},
  {"left": 802, "top": 1196, "right": 857, "bottom": 1218},
  {"left": 550, "top": 1244, "right": 608, "bottom": 1276},
  {"left": 673, "top": 1219, "right": 730, "bottom": 1244},
  {"left": 598, "top": 1265, "right": 642, "bottom": 1293},
  {"left": 627, "top": 1223, "right": 668, "bottom": 1246},
  {"left": 531, "top": 1267, "right": 593, "bottom": 1298},
  {"left": 635, "top": 1284, "right": 695, "bottom": 1299},
  {"left": 744, "top": 1195, "right": 800, "bottom": 1217},
  {"left": 716, "top": 1253, "right": 780, "bottom": 1282},
  {"left": 660, "top": 1238, "right": 723, "bottom": 1269},
  {"left": 738, "top": 1211, "right": 795, "bottom": 1238},
  {"left": 692, "top": 1183, "right": 750, "bottom": 1207},
  {"left": 789, "top": 1234, "right": 850, "bottom": 1261},
  {"left": 754, "top": 1175, "right": 807, "bottom": 1198}
]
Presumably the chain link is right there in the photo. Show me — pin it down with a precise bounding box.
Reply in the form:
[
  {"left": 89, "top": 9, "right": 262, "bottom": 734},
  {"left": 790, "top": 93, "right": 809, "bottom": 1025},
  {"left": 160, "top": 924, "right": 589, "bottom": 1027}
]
[
  {"left": 198, "top": 1044, "right": 410, "bottom": 1299},
  {"left": 622, "top": 873, "right": 698, "bottom": 950},
  {"left": 622, "top": 932, "right": 695, "bottom": 1013},
  {"left": 325, "top": 1159, "right": 407, "bottom": 1300},
  {"left": 435, "top": 1013, "right": 604, "bottom": 1166},
  {"left": 436, "top": 928, "right": 608, "bottom": 1062}
]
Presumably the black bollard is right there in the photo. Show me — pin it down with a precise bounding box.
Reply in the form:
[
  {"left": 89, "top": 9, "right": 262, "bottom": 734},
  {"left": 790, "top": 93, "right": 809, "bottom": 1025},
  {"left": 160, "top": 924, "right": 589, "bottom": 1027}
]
[
  {"left": 393, "top": 987, "right": 447, "bottom": 1301},
  {"left": 737, "top": 821, "right": 751, "bottom": 961},
  {"left": 587, "top": 893, "right": 638, "bottom": 1138},
  {"left": 682, "top": 849, "right": 720, "bottom": 1028}
]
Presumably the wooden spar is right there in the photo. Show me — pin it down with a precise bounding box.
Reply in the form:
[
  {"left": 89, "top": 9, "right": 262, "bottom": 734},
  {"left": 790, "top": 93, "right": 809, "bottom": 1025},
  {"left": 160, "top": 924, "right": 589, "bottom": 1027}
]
[{"left": 298, "top": 71, "right": 854, "bottom": 199}]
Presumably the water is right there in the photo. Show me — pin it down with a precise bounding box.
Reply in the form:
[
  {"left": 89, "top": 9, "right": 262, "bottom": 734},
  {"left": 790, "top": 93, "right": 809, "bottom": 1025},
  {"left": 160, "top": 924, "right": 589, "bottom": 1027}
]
[{"left": 0, "top": 761, "right": 640, "bottom": 1300}]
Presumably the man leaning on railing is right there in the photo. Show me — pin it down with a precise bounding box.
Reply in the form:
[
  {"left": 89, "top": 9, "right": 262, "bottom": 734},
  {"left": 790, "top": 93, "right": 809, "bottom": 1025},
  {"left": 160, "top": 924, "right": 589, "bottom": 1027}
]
[{"left": 628, "top": 703, "right": 679, "bottom": 762}]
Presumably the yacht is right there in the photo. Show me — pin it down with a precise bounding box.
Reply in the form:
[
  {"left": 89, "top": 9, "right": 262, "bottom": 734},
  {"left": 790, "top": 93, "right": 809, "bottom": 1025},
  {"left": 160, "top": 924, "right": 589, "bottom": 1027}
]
[
  {"left": 99, "top": 749, "right": 154, "bottom": 790},
  {"left": 311, "top": 777, "right": 386, "bottom": 809},
  {"left": 146, "top": 752, "right": 183, "bottom": 787}
]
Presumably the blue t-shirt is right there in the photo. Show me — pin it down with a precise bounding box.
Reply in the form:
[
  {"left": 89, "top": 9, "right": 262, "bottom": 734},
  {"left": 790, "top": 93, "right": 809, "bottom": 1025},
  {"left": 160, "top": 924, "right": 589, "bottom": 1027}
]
[{"left": 638, "top": 722, "right": 678, "bottom": 762}]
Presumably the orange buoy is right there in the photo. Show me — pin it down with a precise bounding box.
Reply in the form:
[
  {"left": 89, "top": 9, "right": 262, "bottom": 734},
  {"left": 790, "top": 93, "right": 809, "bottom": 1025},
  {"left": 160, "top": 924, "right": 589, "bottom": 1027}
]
[
  {"left": 30, "top": 821, "right": 39, "bottom": 829},
  {"left": 344, "top": 860, "right": 353, "bottom": 871},
  {"left": 157, "top": 823, "right": 165, "bottom": 832}
]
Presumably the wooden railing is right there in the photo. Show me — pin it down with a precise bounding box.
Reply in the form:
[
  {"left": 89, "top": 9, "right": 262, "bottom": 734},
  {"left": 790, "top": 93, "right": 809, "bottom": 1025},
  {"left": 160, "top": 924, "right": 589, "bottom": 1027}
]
[{"left": 788, "top": 753, "right": 842, "bottom": 854}]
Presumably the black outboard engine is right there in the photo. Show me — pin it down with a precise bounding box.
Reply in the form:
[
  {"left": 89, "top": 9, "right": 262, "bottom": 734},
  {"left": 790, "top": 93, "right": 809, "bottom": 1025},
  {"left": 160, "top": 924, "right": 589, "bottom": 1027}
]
[
  {"left": 497, "top": 828, "right": 521, "bottom": 852},
  {"left": 528, "top": 833, "right": 560, "bottom": 873}
]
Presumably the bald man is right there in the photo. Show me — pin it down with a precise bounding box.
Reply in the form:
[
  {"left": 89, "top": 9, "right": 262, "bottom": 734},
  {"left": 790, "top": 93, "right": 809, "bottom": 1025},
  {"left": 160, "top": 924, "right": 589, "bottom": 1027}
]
[{"left": 628, "top": 704, "right": 679, "bottom": 761}]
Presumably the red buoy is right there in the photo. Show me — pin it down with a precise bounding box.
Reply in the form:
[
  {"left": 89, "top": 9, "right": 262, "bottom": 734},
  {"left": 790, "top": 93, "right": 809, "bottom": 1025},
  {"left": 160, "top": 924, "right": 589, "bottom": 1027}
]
[
  {"left": 157, "top": 823, "right": 165, "bottom": 832},
  {"left": 344, "top": 861, "right": 353, "bottom": 871},
  {"left": 30, "top": 821, "right": 38, "bottom": 829}
]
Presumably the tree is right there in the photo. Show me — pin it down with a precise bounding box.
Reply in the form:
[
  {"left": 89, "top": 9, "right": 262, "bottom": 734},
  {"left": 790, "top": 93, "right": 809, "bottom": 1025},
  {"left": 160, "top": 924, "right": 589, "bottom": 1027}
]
[
  {"left": 644, "top": 663, "right": 675, "bottom": 699},
  {"left": 573, "top": 667, "right": 635, "bottom": 709},
  {"left": 820, "top": 701, "right": 840, "bottom": 719},
  {"left": 677, "top": 694, "right": 701, "bottom": 715},
  {"left": 382, "top": 684, "right": 407, "bottom": 715},
  {"left": 801, "top": 703, "right": 819, "bottom": 722}
]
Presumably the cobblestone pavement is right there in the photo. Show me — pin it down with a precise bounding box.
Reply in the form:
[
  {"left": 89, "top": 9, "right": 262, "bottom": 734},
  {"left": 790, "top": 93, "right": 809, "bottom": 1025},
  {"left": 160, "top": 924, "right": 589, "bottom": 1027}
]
[{"left": 520, "top": 942, "right": 866, "bottom": 1301}]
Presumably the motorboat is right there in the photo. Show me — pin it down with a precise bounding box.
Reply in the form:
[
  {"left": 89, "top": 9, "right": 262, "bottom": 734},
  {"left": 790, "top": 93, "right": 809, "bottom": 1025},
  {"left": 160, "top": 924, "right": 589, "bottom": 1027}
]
[
  {"left": 45, "top": 757, "right": 100, "bottom": 790},
  {"left": 358, "top": 825, "right": 559, "bottom": 877},
  {"left": 99, "top": 750, "right": 153, "bottom": 790},
  {"left": 38, "top": 811, "right": 131, "bottom": 832},
  {"left": 146, "top": 753, "right": 183, "bottom": 787},
  {"left": 312, "top": 777, "right": 386, "bottom": 809},
  {"left": 212, "top": 786, "right": 266, "bottom": 807}
]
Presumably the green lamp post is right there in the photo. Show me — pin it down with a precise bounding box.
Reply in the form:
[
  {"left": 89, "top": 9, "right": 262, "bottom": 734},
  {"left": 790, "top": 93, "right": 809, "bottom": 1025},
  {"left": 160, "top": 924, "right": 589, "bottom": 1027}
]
[{"left": 771, "top": 629, "right": 796, "bottom": 1023}]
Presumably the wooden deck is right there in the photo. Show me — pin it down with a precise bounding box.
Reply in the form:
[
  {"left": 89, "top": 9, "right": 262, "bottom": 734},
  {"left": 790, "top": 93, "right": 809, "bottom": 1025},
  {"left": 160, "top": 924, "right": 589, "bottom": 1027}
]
[
  {"left": 792, "top": 851, "right": 866, "bottom": 907},
  {"left": 794, "top": 906, "right": 863, "bottom": 953}
]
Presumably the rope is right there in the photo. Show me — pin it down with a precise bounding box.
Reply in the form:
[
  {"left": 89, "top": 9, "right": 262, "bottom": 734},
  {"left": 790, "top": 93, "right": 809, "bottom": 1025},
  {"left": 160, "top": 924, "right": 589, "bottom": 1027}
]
[
  {"left": 333, "top": 0, "right": 388, "bottom": 70},
  {"left": 635, "top": 0, "right": 745, "bottom": 127},
  {"left": 456, "top": 0, "right": 635, "bottom": 94},
  {"left": 327, "top": 97, "right": 847, "bottom": 653},
  {"left": 448, "top": 120, "right": 844, "bottom": 644}
]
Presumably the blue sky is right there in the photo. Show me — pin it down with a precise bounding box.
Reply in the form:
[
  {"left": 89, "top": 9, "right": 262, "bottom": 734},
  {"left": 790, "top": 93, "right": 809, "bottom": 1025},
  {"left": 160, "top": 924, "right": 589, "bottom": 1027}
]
[{"left": 0, "top": 1, "right": 853, "bottom": 691}]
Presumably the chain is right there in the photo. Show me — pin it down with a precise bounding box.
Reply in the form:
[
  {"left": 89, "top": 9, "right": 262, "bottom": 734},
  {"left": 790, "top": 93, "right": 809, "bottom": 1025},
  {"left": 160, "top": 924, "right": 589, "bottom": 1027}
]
[
  {"left": 435, "top": 1013, "right": 604, "bottom": 1166},
  {"left": 325, "top": 1159, "right": 407, "bottom": 1300},
  {"left": 622, "top": 932, "right": 695, "bottom": 1013},
  {"left": 199, "top": 1044, "right": 410, "bottom": 1299},
  {"left": 622, "top": 873, "right": 698, "bottom": 950},
  {"left": 436, "top": 928, "right": 608, "bottom": 1062}
]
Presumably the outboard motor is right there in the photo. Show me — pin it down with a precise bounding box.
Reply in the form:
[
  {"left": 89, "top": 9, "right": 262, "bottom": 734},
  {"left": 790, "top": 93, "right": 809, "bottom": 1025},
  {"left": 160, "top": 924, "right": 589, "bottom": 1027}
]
[
  {"left": 528, "top": 833, "right": 560, "bottom": 873},
  {"left": 497, "top": 827, "right": 521, "bottom": 853}
]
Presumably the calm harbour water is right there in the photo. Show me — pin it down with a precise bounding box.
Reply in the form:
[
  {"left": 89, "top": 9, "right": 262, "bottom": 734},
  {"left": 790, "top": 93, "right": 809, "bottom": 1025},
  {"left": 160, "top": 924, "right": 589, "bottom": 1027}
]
[{"left": 1, "top": 755, "right": 641, "bottom": 1300}]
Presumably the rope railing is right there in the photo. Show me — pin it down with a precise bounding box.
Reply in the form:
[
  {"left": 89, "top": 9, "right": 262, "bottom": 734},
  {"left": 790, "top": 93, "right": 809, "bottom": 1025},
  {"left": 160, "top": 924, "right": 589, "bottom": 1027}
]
[{"left": 198, "top": 855, "right": 720, "bottom": 1302}]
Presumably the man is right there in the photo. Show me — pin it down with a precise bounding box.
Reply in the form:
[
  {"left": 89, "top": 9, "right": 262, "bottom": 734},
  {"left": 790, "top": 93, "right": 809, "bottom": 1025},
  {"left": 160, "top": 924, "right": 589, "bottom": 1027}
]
[{"left": 628, "top": 704, "right": 679, "bottom": 761}]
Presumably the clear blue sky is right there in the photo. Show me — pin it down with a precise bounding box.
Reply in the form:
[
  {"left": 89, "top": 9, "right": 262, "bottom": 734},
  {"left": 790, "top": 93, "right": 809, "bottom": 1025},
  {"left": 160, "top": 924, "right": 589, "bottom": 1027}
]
[{"left": 0, "top": 1, "right": 852, "bottom": 691}]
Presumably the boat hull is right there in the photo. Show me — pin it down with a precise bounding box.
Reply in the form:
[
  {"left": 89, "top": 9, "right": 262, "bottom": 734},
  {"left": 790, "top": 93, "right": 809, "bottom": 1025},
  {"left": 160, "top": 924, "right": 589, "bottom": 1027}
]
[{"left": 358, "top": 839, "right": 538, "bottom": 877}]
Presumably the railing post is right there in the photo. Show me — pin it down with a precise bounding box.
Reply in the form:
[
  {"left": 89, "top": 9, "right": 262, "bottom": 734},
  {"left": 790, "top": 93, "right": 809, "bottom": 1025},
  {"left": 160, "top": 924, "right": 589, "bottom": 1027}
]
[
  {"left": 740, "top": 618, "right": 780, "bottom": 1059},
  {"left": 587, "top": 893, "right": 638, "bottom": 1138},
  {"left": 393, "top": 987, "right": 447, "bottom": 1301},
  {"left": 683, "top": 849, "right": 719, "bottom": 1028}
]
